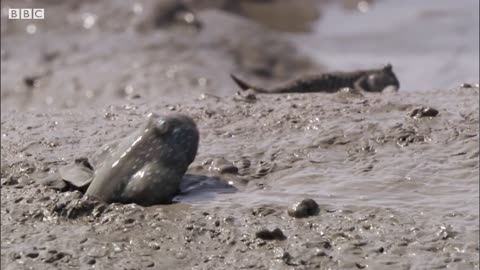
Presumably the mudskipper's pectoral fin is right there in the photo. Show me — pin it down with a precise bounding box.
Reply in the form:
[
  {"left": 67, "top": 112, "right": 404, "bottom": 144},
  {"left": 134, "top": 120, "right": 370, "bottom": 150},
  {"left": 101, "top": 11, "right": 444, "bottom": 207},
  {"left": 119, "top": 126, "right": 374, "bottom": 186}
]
[
  {"left": 353, "top": 77, "right": 369, "bottom": 92},
  {"left": 59, "top": 162, "right": 94, "bottom": 192},
  {"left": 121, "top": 162, "right": 181, "bottom": 205},
  {"left": 231, "top": 74, "right": 255, "bottom": 91}
]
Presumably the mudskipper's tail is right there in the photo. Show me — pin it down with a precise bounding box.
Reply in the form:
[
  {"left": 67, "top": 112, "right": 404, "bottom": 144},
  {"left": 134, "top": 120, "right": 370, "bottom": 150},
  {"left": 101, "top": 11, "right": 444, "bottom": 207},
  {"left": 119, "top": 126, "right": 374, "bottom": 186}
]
[{"left": 230, "top": 74, "right": 268, "bottom": 93}]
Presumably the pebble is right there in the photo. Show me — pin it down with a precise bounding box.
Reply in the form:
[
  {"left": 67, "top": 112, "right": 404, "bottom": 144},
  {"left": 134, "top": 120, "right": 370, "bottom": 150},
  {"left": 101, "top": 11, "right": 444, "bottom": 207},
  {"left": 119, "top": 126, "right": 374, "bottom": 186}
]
[
  {"left": 409, "top": 106, "right": 439, "bottom": 118},
  {"left": 23, "top": 76, "right": 39, "bottom": 88},
  {"left": 25, "top": 251, "right": 39, "bottom": 258},
  {"left": 460, "top": 82, "right": 479, "bottom": 88},
  {"left": 355, "top": 262, "right": 367, "bottom": 269},
  {"left": 83, "top": 256, "right": 96, "bottom": 265},
  {"left": 255, "top": 228, "right": 286, "bottom": 240},
  {"left": 273, "top": 248, "right": 293, "bottom": 263},
  {"left": 287, "top": 198, "right": 320, "bottom": 218},
  {"left": 203, "top": 158, "right": 239, "bottom": 174},
  {"left": 437, "top": 224, "right": 457, "bottom": 240},
  {"left": 233, "top": 90, "right": 257, "bottom": 103}
]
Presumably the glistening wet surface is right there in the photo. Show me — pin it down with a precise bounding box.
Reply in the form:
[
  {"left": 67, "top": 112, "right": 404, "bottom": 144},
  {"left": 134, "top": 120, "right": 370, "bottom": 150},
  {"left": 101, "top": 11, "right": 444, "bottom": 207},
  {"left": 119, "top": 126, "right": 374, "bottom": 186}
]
[
  {"left": 185, "top": 88, "right": 479, "bottom": 230},
  {"left": 1, "top": 1, "right": 479, "bottom": 269}
]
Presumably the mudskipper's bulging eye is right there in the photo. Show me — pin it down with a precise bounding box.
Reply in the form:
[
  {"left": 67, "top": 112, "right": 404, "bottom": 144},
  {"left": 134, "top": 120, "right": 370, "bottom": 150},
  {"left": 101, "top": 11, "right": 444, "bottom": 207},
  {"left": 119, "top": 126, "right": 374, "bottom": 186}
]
[{"left": 154, "top": 119, "right": 172, "bottom": 135}]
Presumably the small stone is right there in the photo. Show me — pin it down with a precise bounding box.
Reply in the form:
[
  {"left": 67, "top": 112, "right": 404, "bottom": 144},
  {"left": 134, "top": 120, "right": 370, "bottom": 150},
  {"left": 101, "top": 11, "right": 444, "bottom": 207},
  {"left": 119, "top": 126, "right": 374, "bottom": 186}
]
[
  {"left": 315, "top": 249, "right": 328, "bottom": 257},
  {"left": 322, "top": 241, "right": 332, "bottom": 249},
  {"left": 104, "top": 112, "right": 118, "bottom": 120},
  {"left": 204, "top": 158, "right": 239, "bottom": 174},
  {"left": 362, "top": 224, "right": 372, "bottom": 230},
  {"left": 409, "top": 106, "right": 439, "bottom": 118},
  {"left": 437, "top": 224, "right": 457, "bottom": 240},
  {"left": 355, "top": 262, "right": 367, "bottom": 269},
  {"left": 84, "top": 257, "right": 96, "bottom": 265},
  {"left": 24, "top": 76, "right": 39, "bottom": 88},
  {"left": 274, "top": 248, "right": 293, "bottom": 264},
  {"left": 287, "top": 198, "right": 320, "bottom": 218},
  {"left": 255, "top": 228, "right": 286, "bottom": 240},
  {"left": 25, "top": 251, "right": 39, "bottom": 258},
  {"left": 461, "top": 83, "right": 472, "bottom": 88},
  {"left": 123, "top": 218, "right": 135, "bottom": 224},
  {"left": 224, "top": 216, "right": 235, "bottom": 224},
  {"left": 234, "top": 90, "right": 257, "bottom": 103},
  {"left": 148, "top": 241, "right": 161, "bottom": 250}
]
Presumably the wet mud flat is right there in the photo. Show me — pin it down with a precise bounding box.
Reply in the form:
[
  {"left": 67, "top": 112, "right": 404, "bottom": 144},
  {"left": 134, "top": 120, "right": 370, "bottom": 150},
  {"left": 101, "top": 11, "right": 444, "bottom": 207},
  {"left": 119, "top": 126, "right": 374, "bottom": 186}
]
[
  {"left": 1, "top": 0, "right": 479, "bottom": 269},
  {"left": 0, "top": 1, "right": 322, "bottom": 111},
  {"left": 1, "top": 85, "right": 479, "bottom": 270}
]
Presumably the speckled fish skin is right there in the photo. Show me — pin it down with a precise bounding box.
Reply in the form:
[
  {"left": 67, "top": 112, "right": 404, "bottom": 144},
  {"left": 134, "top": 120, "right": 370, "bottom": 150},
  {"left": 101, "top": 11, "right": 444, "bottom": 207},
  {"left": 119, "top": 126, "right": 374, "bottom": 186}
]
[
  {"left": 85, "top": 113, "right": 199, "bottom": 206},
  {"left": 230, "top": 64, "right": 400, "bottom": 93}
]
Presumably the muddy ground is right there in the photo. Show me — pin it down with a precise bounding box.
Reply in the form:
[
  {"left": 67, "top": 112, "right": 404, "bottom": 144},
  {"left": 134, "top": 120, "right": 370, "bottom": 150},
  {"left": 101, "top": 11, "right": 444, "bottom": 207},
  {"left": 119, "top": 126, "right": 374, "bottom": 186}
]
[{"left": 1, "top": 1, "right": 479, "bottom": 270}]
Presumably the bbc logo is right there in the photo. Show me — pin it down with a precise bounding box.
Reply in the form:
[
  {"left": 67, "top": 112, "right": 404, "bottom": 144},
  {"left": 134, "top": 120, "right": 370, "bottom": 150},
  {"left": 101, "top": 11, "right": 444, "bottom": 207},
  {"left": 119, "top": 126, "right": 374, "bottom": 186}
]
[{"left": 8, "top": 9, "right": 45, "bottom": 20}]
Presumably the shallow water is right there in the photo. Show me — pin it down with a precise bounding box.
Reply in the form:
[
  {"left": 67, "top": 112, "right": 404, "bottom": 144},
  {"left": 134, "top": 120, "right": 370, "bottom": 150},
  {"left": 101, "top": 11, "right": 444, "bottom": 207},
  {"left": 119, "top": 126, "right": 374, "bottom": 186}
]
[{"left": 189, "top": 90, "right": 479, "bottom": 233}]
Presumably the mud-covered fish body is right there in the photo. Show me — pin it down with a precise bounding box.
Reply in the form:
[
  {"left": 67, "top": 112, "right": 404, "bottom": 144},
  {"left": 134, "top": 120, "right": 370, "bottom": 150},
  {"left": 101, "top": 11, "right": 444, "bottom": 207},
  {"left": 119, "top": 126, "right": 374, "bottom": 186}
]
[
  {"left": 230, "top": 64, "right": 400, "bottom": 93},
  {"left": 85, "top": 113, "right": 199, "bottom": 206}
]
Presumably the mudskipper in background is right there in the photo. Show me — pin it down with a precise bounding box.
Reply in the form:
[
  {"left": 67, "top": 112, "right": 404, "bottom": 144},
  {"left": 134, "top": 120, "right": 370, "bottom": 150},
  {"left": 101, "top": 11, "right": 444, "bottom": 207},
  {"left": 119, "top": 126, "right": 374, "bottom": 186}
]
[{"left": 231, "top": 64, "right": 400, "bottom": 93}]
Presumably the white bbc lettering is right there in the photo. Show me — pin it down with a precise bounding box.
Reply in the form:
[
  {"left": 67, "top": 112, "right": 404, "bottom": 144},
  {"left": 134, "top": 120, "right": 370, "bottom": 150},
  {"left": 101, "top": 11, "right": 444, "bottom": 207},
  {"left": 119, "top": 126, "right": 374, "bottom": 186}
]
[
  {"left": 8, "top": 8, "right": 45, "bottom": 20},
  {"left": 21, "top": 9, "right": 32, "bottom": 19},
  {"left": 33, "top": 9, "right": 44, "bottom": 19},
  {"left": 8, "top": 8, "right": 20, "bottom": 19}
]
